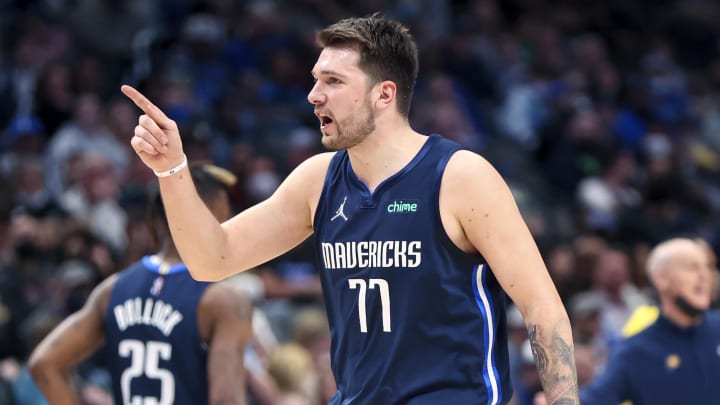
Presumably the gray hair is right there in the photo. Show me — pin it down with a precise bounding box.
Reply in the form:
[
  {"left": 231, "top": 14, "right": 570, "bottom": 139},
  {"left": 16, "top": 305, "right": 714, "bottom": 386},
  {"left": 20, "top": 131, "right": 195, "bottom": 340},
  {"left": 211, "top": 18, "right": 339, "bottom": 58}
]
[{"left": 646, "top": 238, "right": 700, "bottom": 278}]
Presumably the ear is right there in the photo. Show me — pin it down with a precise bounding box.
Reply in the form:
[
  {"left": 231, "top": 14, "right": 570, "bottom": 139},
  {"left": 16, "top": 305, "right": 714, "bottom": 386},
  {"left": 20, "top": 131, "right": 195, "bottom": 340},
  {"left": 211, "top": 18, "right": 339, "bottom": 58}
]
[
  {"left": 650, "top": 270, "right": 671, "bottom": 293},
  {"left": 374, "top": 80, "right": 397, "bottom": 111}
]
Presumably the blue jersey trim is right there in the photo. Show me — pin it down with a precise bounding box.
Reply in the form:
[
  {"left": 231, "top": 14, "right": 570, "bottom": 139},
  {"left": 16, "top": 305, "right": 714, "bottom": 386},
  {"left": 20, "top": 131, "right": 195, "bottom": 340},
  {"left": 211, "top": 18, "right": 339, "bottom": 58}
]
[
  {"left": 473, "top": 264, "right": 502, "bottom": 405},
  {"left": 429, "top": 137, "right": 479, "bottom": 261},
  {"left": 345, "top": 134, "right": 437, "bottom": 205},
  {"left": 141, "top": 255, "right": 189, "bottom": 274}
]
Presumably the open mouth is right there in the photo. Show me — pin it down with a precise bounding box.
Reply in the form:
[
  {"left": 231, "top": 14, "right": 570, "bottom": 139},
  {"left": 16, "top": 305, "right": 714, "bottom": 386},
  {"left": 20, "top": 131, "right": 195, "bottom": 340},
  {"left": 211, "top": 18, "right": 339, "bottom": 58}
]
[{"left": 320, "top": 115, "right": 333, "bottom": 129}]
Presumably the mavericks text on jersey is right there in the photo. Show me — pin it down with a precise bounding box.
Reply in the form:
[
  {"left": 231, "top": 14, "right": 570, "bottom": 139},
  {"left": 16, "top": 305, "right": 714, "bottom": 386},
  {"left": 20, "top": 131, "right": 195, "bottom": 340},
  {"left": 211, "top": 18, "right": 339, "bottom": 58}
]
[{"left": 314, "top": 134, "right": 512, "bottom": 405}]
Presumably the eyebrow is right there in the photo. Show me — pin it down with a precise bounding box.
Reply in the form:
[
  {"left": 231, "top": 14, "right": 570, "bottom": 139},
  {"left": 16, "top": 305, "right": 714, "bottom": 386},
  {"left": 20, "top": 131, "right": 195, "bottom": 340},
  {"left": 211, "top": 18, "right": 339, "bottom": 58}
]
[{"left": 311, "top": 69, "right": 349, "bottom": 78}]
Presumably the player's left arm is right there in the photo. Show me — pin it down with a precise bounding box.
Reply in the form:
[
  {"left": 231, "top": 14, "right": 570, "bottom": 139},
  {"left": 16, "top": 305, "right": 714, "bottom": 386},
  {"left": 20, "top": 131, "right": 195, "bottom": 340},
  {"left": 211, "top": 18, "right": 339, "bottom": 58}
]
[
  {"left": 200, "top": 281, "right": 254, "bottom": 405},
  {"left": 28, "top": 274, "right": 117, "bottom": 405},
  {"left": 443, "top": 151, "right": 579, "bottom": 405},
  {"left": 578, "top": 346, "right": 631, "bottom": 405}
]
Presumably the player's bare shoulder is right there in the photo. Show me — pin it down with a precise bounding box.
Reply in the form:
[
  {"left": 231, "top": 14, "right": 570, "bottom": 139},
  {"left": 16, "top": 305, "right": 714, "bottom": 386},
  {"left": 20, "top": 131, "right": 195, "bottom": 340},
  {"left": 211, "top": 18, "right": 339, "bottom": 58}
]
[
  {"left": 291, "top": 152, "right": 336, "bottom": 181},
  {"left": 440, "top": 150, "right": 511, "bottom": 253},
  {"left": 443, "top": 149, "right": 496, "bottom": 183},
  {"left": 442, "top": 150, "right": 502, "bottom": 199},
  {"left": 285, "top": 151, "right": 337, "bottom": 220},
  {"left": 197, "top": 280, "right": 253, "bottom": 342},
  {"left": 199, "top": 281, "right": 253, "bottom": 321},
  {"left": 89, "top": 273, "right": 120, "bottom": 316}
]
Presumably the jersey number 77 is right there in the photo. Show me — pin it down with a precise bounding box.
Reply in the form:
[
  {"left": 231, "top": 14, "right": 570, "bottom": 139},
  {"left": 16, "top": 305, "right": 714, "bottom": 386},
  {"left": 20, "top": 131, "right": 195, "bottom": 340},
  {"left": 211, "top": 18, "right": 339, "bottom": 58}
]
[{"left": 348, "top": 278, "right": 392, "bottom": 333}]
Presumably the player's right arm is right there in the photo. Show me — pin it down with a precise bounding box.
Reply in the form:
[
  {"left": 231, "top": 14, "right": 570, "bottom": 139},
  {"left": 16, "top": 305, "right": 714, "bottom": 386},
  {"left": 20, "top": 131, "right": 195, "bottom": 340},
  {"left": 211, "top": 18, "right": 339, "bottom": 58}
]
[
  {"left": 121, "top": 85, "right": 330, "bottom": 282},
  {"left": 199, "top": 281, "right": 254, "bottom": 405},
  {"left": 28, "top": 274, "right": 117, "bottom": 405}
]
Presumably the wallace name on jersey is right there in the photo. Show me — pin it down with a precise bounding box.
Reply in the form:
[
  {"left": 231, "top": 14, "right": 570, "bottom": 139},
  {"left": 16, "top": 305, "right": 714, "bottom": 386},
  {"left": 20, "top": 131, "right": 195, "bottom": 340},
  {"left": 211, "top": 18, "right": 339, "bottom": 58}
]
[
  {"left": 320, "top": 240, "right": 422, "bottom": 269},
  {"left": 112, "top": 297, "right": 184, "bottom": 336}
]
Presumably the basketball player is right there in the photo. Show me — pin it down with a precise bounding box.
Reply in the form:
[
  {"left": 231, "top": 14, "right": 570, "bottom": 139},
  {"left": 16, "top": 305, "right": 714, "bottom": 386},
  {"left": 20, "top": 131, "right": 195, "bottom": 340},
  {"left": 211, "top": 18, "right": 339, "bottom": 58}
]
[
  {"left": 122, "top": 15, "right": 578, "bottom": 405},
  {"left": 28, "top": 163, "right": 252, "bottom": 405}
]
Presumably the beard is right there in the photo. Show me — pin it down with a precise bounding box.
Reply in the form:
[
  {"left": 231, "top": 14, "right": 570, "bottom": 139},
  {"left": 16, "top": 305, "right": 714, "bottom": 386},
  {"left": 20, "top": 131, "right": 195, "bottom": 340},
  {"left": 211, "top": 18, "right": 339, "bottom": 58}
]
[{"left": 321, "top": 100, "right": 376, "bottom": 150}]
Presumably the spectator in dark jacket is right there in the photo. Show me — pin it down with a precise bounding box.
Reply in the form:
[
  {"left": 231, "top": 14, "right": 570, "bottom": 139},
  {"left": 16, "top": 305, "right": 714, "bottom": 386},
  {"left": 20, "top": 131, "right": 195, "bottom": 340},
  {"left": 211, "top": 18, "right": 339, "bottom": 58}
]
[{"left": 578, "top": 237, "right": 720, "bottom": 405}]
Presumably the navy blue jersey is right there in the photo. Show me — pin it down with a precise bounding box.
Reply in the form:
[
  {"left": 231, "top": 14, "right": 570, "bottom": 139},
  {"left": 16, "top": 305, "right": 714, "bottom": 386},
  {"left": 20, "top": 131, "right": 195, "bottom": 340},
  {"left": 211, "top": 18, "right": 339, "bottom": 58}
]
[
  {"left": 103, "top": 256, "right": 211, "bottom": 405},
  {"left": 313, "top": 134, "right": 512, "bottom": 404},
  {"left": 581, "top": 311, "right": 720, "bottom": 405}
]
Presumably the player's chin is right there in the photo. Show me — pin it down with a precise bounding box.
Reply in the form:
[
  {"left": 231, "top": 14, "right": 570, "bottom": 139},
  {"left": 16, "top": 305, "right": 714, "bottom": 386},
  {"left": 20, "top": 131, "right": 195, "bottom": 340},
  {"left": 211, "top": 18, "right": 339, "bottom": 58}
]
[{"left": 320, "top": 133, "right": 340, "bottom": 150}]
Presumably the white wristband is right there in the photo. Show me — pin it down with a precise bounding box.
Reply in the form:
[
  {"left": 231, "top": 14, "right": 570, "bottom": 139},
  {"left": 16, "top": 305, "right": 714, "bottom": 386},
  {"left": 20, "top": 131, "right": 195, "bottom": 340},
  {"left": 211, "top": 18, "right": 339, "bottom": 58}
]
[{"left": 153, "top": 154, "right": 188, "bottom": 177}]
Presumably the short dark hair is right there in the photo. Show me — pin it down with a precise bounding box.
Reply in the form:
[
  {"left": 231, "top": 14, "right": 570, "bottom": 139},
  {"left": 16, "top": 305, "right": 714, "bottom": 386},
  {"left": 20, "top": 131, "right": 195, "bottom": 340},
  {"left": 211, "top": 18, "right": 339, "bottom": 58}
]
[
  {"left": 316, "top": 14, "right": 419, "bottom": 117},
  {"left": 147, "top": 163, "right": 236, "bottom": 234}
]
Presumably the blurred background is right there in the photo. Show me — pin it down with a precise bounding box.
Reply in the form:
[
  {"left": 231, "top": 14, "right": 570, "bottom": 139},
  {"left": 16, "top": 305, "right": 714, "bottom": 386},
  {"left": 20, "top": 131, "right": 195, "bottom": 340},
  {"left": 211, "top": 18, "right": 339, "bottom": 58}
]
[{"left": 0, "top": 0, "right": 719, "bottom": 404}]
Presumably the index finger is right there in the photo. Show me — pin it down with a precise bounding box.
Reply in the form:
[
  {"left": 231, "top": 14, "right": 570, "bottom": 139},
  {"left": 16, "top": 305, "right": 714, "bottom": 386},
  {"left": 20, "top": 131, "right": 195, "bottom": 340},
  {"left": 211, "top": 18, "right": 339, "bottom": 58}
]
[{"left": 121, "top": 85, "right": 173, "bottom": 128}]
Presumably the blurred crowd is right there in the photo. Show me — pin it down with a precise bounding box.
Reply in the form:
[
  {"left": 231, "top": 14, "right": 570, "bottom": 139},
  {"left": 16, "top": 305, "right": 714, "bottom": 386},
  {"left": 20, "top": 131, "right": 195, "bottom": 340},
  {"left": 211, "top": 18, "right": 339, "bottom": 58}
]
[{"left": 1, "top": 0, "right": 720, "bottom": 404}]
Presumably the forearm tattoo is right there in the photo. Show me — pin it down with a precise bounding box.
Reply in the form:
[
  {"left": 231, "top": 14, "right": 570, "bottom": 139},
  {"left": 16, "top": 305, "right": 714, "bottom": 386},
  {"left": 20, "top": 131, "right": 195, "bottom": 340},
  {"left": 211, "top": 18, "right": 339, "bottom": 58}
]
[{"left": 527, "top": 324, "right": 579, "bottom": 405}]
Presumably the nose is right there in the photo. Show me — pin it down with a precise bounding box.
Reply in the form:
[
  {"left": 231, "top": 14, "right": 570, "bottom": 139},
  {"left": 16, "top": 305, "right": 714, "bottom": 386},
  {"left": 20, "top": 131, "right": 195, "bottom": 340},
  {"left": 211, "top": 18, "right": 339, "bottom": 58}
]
[{"left": 307, "top": 82, "right": 325, "bottom": 105}]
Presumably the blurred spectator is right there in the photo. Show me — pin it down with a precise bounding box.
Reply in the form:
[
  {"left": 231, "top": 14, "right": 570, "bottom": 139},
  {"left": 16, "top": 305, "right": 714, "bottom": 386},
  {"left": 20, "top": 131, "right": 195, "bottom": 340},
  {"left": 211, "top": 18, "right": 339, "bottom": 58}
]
[
  {"left": 512, "top": 339, "right": 543, "bottom": 405},
  {"left": 7, "top": 157, "right": 50, "bottom": 214},
  {"left": 63, "top": 0, "right": 151, "bottom": 63},
  {"left": 44, "top": 93, "right": 128, "bottom": 197},
  {"left": 0, "top": 211, "right": 59, "bottom": 360},
  {"left": 290, "top": 307, "right": 334, "bottom": 404},
  {"left": 1, "top": 115, "right": 46, "bottom": 166},
  {"left": 161, "top": 11, "right": 234, "bottom": 114},
  {"left": 582, "top": 247, "right": 650, "bottom": 347},
  {"left": 578, "top": 238, "right": 720, "bottom": 405},
  {"left": 536, "top": 108, "right": 614, "bottom": 195},
  {"left": 576, "top": 146, "right": 642, "bottom": 234},
  {"left": 266, "top": 343, "right": 319, "bottom": 405},
  {"left": 567, "top": 292, "right": 607, "bottom": 375},
  {"left": 0, "top": 308, "right": 60, "bottom": 405},
  {"left": 573, "top": 344, "right": 601, "bottom": 389},
  {"left": 4, "top": 12, "right": 69, "bottom": 121},
  {"left": 544, "top": 243, "right": 582, "bottom": 302},
  {"left": 59, "top": 152, "right": 127, "bottom": 254},
  {"left": 256, "top": 239, "right": 322, "bottom": 342},
  {"left": 246, "top": 156, "right": 282, "bottom": 204},
  {"left": 33, "top": 62, "right": 74, "bottom": 136},
  {"left": 413, "top": 73, "right": 486, "bottom": 150}
]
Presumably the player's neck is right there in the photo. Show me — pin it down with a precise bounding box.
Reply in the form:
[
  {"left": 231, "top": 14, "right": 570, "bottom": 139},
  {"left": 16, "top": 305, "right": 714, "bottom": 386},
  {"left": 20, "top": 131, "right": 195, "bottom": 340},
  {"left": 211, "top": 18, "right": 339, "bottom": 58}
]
[
  {"left": 154, "top": 243, "right": 183, "bottom": 266},
  {"left": 347, "top": 124, "right": 425, "bottom": 192}
]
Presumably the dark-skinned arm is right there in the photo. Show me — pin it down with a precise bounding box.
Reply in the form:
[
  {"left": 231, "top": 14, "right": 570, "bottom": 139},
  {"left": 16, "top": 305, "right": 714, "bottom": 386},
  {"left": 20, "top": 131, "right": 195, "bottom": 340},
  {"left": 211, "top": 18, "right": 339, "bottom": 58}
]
[
  {"left": 199, "top": 281, "right": 254, "bottom": 405},
  {"left": 28, "top": 275, "right": 117, "bottom": 404}
]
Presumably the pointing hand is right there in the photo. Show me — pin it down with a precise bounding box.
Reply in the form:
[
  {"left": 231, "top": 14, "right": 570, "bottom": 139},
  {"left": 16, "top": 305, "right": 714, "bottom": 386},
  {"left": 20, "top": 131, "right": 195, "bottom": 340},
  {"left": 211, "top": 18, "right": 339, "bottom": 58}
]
[{"left": 121, "top": 84, "right": 186, "bottom": 173}]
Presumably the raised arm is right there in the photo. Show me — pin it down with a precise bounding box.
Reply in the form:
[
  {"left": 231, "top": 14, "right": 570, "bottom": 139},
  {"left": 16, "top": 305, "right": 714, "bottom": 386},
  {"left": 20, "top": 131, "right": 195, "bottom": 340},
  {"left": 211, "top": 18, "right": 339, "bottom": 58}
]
[
  {"left": 443, "top": 151, "right": 579, "bottom": 405},
  {"left": 198, "top": 281, "right": 254, "bottom": 405},
  {"left": 28, "top": 275, "right": 116, "bottom": 405},
  {"left": 121, "top": 85, "right": 330, "bottom": 281}
]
